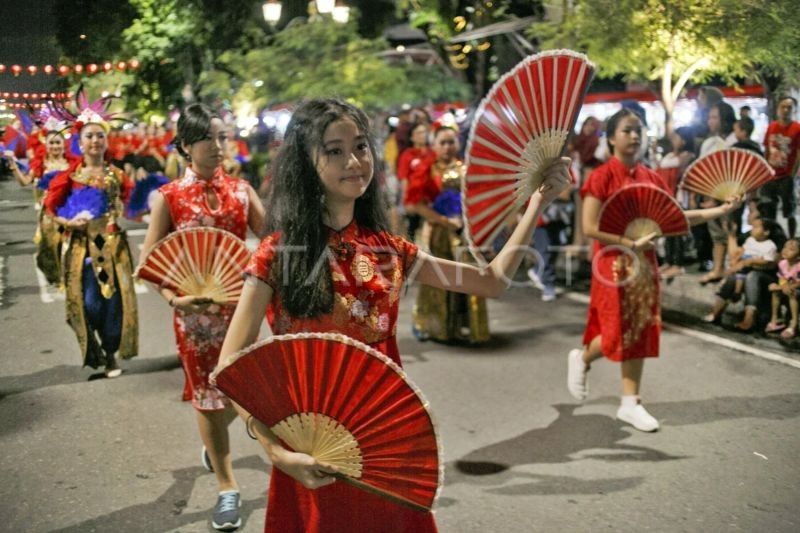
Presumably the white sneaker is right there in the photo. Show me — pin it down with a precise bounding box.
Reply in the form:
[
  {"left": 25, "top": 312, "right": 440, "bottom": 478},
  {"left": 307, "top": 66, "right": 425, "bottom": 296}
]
[
  {"left": 567, "top": 349, "right": 588, "bottom": 400},
  {"left": 527, "top": 267, "right": 545, "bottom": 290},
  {"left": 616, "top": 403, "right": 660, "bottom": 432}
]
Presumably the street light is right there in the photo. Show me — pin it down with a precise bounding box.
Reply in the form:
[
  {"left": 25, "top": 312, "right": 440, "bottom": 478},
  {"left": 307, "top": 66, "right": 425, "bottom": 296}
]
[
  {"left": 332, "top": 1, "right": 350, "bottom": 23},
  {"left": 316, "top": 0, "right": 334, "bottom": 14},
  {"left": 262, "top": 0, "right": 281, "bottom": 24}
]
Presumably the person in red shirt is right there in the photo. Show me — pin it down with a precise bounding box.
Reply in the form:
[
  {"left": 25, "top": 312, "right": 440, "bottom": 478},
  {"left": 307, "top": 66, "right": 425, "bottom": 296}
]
[
  {"left": 762, "top": 96, "right": 800, "bottom": 237},
  {"left": 568, "top": 108, "right": 740, "bottom": 432},
  {"left": 396, "top": 122, "right": 434, "bottom": 240}
]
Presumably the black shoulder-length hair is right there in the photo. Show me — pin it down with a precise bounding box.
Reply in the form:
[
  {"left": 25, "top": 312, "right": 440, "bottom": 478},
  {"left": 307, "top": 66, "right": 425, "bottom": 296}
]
[
  {"left": 173, "top": 103, "right": 220, "bottom": 159},
  {"left": 265, "top": 97, "right": 388, "bottom": 318}
]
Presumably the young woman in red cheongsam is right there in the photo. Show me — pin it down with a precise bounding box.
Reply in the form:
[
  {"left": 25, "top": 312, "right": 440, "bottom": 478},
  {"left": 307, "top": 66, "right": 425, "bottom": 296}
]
[
  {"left": 139, "top": 104, "right": 265, "bottom": 531},
  {"left": 568, "top": 108, "right": 740, "bottom": 432},
  {"left": 217, "top": 98, "right": 571, "bottom": 533}
]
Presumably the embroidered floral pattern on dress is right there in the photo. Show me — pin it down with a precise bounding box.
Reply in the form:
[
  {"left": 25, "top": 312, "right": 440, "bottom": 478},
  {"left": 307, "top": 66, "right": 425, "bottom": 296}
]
[{"left": 245, "top": 221, "right": 418, "bottom": 347}]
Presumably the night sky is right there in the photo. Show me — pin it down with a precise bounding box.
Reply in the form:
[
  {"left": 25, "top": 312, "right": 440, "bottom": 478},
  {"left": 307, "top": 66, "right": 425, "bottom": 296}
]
[{"left": 0, "top": 0, "right": 65, "bottom": 94}]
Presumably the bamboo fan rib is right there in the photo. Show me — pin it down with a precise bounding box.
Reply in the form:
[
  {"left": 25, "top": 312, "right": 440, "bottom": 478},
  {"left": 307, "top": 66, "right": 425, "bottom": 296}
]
[
  {"left": 682, "top": 148, "right": 775, "bottom": 201},
  {"left": 463, "top": 50, "right": 595, "bottom": 263},
  {"left": 134, "top": 227, "right": 250, "bottom": 304},
  {"left": 598, "top": 183, "right": 689, "bottom": 240},
  {"left": 211, "top": 332, "right": 443, "bottom": 512}
]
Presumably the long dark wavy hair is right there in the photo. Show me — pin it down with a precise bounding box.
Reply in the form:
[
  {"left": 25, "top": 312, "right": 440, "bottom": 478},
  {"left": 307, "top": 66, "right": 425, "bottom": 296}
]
[{"left": 265, "top": 98, "right": 389, "bottom": 318}]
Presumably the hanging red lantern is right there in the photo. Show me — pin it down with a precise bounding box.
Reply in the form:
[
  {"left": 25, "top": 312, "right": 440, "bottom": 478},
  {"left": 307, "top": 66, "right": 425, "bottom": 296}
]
[
  {"left": 11, "top": 65, "right": 22, "bottom": 76},
  {"left": 27, "top": 65, "right": 38, "bottom": 75},
  {"left": 58, "top": 65, "right": 70, "bottom": 76},
  {"left": 116, "top": 60, "right": 127, "bottom": 71},
  {"left": 128, "top": 59, "right": 140, "bottom": 69},
  {"left": 103, "top": 62, "right": 113, "bottom": 72},
  {"left": 73, "top": 64, "right": 84, "bottom": 74},
  {"left": 43, "top": 64, "right": 54, "bottom": 74},
  {"left": 87, "top": 63, "right": 98, "bottom": 74},
  {"left": 0, "top": 64, "right": 6, "bottom": 73},
  {"left": 12, "top": 92, "right": 19, "bottom": 98}
]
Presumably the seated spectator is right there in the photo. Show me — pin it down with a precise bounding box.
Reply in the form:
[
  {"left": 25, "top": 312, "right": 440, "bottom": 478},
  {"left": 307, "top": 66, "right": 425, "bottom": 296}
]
[
  {"left": 703, "top": 217, "right": 778, "bottom": 329},
  {"left": 765, "top": 238, "right": 800, "bottom": 338}
]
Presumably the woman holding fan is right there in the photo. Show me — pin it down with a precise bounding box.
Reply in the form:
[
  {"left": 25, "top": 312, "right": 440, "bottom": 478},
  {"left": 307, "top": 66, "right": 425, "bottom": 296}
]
[
  {"left": 567, "top": 108, "right": 741, "bottom": 432},
  {"left": 138, "top": 103, "right": 265, "bottom": 531},
  {"left": 216, "top": 98, "right": 570, "bottom": 532}
]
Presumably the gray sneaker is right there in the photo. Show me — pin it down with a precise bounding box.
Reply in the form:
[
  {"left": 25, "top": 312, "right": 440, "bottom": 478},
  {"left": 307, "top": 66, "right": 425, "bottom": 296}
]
[{"left": 212, "top": 491, "right": 241, "bottom": 531}]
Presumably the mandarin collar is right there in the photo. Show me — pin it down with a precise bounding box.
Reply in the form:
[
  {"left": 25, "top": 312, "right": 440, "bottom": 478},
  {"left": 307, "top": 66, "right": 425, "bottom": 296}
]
[
  {"left": 325, "top": 218, "right": 358, "bottom": 241},
  {"left": 608, "top": 156, "right": 640, "bottom": 178},
  {"left": 185, "top": 166, "right": 224, "bottom": 187}
]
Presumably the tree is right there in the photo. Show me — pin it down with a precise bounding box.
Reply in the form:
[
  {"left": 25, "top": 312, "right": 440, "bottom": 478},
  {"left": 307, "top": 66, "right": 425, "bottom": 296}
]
[
  {"left": 530, "top": 0, "right": 800, "bottom": 133},
  {"left": 203, "top": 16, "right": 471, "bottom": 113},
  {"left": 399, "top": 0, "right": 543, "bottom": 97}
]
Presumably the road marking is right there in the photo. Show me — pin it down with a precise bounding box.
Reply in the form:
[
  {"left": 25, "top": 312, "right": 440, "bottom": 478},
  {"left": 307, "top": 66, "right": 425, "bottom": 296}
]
[
  {"left": 34, "top": 256, "right": 62, "bottom": 303},
  {"left": 564, "top": 291, "right": 800, "bottom": 369},
  {"left": 0, "top": 256, "right": 5, "bottom": 307}
]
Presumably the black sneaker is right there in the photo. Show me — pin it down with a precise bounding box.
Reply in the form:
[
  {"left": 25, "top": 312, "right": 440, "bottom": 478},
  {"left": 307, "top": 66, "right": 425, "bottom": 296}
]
[
  {"left": 201, "top": 446, "right": 214, "bottom": 473},
  {"left": 212, "top": 491, "right": 241, "bottom": 531}
]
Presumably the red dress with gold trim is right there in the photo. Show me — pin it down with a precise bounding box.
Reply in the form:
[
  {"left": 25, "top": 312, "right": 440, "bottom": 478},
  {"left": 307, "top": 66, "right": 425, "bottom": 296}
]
[
  {"left": 245, "top": 220, "right": 438, "bottom": 533},
  {"left": 159, "top": 167, "right": 251, "bottom": 410},
  {"left": 581, "top": 157, "right": 670, "bottom": 361}
]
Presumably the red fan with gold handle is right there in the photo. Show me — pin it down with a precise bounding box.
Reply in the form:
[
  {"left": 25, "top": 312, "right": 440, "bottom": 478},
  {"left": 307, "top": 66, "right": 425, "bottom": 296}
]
[
  {"left": 211, "top": 332, "right": 442, "bottom": 512},
  {"left": 599, "top": 183, "right": 689, "bottom": 239},
  {"left": 682, "top": 148, "right": 775, "bottom": 200},
  {"left": 463, "top": 49, "right": 595, "bottom": 262},
  {"left": 134, "top": 227, "right": 250, "bottom": 304}
]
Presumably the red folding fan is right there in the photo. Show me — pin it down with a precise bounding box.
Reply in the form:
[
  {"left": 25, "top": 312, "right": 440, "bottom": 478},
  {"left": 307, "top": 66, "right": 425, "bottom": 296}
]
[
  {"left": 682, "top": 148, "right": 775, "bottom": 200},
  {"left": 212, "top": 332, "right": 442, "bottom": 512},
  {"left": 134, "top": 227, "right": 250, "bottom": 304},
  {"left": 599, "top": 183, "right": 689, "bottom": 239},
  {"left": 462, "top": 50, "right": 595, "bottom": 261}
]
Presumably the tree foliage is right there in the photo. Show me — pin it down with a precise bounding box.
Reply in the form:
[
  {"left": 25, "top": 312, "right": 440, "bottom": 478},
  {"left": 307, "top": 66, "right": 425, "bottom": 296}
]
[
  {"left": 529, "top": 0, "right": 800, "bottom": 130},
  {"left": 204, "top": 17, "right": 471, "bottom": 112}
]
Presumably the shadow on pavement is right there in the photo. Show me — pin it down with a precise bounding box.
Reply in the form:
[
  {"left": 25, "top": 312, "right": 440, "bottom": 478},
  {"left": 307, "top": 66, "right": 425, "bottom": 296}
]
[
  {"left": 450, "top": 393, "right": 800, "bottom": 496},
  {"left": 51, "top": 455, "right": 269, "bottom": 533},
  {"left": 0, "top": 355, "right": 182, "bottom": 401}
]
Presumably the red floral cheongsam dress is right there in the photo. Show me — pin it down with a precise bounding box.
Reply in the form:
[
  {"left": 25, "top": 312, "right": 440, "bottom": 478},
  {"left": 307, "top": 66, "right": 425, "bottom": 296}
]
[
  {"left": 244, "top": 220, "right": 438, "bottom": 533},
  {"left": 159, "top": 167, "right": 250, "bottom": 410},
  {"left": 581, "top": 156, "right": 671, "bottom": 361}
]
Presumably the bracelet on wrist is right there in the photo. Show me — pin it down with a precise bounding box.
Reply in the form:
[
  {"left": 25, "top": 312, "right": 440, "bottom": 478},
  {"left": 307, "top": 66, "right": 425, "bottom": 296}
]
[{"left": 246, "top": 415, "right": 258, "bottom": 440}]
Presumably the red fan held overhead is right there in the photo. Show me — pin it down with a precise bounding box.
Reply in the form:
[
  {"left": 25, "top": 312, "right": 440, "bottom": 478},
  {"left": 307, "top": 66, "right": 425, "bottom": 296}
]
[
  {"left": 599, "top": 183, "right": 689, "bottom": 240},
  {"left": 682, "top": 148, "right": 775, "bottom": 201},
  {"left": 463, "top": 50, "right": 595, "bottom": 261},
  {"left": 211, "top": 332, "right": 442, "bottom": 512},
  {"left": 134, "top": 227, "right": 250, "bottom": 304}
]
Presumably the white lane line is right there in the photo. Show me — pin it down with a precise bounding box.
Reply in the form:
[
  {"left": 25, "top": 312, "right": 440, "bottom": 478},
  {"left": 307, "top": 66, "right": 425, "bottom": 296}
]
[
  {"left": 34, "top": 256, "right": 62, "bottom": 303},
  {"left": 0, "top": 256, "right": 5, "bottom": 307},
  {"left": 663, "top": 323, "right": 800, "bottom": 369},
  {"left": 564, "top": 291, "right": 800, "bottom": 369}
]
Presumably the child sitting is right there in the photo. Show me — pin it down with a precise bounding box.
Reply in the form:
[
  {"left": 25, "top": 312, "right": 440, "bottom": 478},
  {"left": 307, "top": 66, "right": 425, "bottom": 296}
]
[
  {"left": 765, "top": 238, "right": 800, "bottom": 338},
  {"left": 703, "top": 217, "right": 778, "bottom": 328}
]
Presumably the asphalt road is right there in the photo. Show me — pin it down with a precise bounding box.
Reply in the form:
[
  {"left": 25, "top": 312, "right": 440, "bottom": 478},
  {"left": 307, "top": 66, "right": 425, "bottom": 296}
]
[{"left": 1, "top": 180, "right": 798, "bottom": 532}]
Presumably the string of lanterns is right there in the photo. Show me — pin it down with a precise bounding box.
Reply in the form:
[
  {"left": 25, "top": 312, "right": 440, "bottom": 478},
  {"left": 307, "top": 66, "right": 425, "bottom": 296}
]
[
  {"left": 0, "top": 92, "right": 71, "bottom": 100},
  {"left": 0, "top": 60, "right": 140, "bottom": 77}
]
